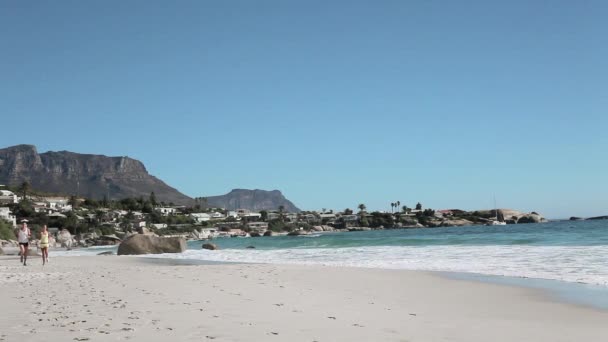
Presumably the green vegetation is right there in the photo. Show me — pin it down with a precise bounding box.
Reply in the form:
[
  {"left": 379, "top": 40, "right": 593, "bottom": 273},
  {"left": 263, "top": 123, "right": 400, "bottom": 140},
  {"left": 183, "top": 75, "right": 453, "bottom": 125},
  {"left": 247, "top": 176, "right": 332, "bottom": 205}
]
[{"left": 0, "top": 219, "right": 16, "bottom": 240}]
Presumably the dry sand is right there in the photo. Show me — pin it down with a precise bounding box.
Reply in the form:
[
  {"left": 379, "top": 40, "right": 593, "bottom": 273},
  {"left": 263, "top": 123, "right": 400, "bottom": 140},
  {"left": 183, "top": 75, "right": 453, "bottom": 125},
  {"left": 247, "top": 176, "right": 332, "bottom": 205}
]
[{"left": 0, "top": 255, "right": 606, "bottom": 342}]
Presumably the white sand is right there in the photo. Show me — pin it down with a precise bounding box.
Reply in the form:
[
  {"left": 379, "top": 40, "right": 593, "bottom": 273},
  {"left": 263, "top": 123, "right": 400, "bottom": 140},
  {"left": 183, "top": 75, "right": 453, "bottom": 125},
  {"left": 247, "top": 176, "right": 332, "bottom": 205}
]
[{"left": 0, "top": 255, "right": 606, "bottom": 342}]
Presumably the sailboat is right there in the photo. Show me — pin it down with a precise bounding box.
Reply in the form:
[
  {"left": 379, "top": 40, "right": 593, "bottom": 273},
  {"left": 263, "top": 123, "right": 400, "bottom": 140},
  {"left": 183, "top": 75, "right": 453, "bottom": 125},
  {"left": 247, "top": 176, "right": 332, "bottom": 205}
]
[{"left": 487, "top": 196, "right": 507, "bottom": 226}]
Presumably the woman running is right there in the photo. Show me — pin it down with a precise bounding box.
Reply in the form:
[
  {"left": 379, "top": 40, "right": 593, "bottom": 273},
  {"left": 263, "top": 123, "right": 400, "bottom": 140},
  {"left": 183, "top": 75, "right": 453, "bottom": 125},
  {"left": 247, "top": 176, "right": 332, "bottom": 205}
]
[
  {"left": 17, "top": 222, "right": 31, "bottom": 266},
  {"left": 39, "top": 225, "right": 50, "bottom": 265}
]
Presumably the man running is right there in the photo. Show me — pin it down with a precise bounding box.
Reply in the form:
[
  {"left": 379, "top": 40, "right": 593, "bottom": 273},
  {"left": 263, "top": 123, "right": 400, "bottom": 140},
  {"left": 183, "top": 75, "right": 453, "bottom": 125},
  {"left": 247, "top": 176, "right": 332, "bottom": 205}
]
[{"left": 17, "top": 222, "right": 31, "bottom": 266}]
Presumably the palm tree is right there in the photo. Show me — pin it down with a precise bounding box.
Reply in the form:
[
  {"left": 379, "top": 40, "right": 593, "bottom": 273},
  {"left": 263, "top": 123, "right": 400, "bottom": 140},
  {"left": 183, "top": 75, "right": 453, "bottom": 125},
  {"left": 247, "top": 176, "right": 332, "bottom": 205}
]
[
  {"left": 396, "top": 201, "right": 401, "bottom": 210},
  {"left": 278, "top": 205, "right": 285, "bottom": 221},
  {"left": 358, "top": 204, "right": 366, "bottom": 213},
  {"left": 390, "top": 202, "right": 395, "bottom": 213}
]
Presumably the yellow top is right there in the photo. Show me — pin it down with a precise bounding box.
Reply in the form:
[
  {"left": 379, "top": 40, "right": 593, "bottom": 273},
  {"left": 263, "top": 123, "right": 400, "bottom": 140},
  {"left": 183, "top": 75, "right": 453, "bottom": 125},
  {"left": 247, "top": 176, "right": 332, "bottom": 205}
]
[{"left": 40, "top": 232, "right": 49, "bottom": 245}]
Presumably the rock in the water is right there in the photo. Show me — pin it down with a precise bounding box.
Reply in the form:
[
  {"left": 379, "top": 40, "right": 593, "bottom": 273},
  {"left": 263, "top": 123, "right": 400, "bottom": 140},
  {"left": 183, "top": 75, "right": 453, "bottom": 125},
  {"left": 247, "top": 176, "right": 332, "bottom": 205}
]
[
  {"left": 250, "top": 232, "right": 261, "bottom": 237},
  {"left": 117, "top": 235, "right": 186, "bottom": 255},
  {"left": 202, "top": 243, "right": 219, "bottom": 250},
  {"left": 98, "top": 251, "right": 115, "bottom": 256},
  {"left": 517, "top": 214, "right": 544, "bottom": 224},
  {"left": 569, "top": 216, "right": 583, "bottom": 221},
  {"left": 263, "top": 231, "right": 273, "bottom": 237},
  {"left": 246, "top": 246, "right": 256, "bottom": 249},
  {"left": 440, "top": 219, "right": 474, "bottom": 227}
]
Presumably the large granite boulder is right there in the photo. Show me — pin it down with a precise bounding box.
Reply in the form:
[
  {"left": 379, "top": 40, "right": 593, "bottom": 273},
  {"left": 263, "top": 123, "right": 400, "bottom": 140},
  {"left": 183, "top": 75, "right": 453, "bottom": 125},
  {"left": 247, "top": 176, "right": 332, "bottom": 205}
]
[
  {"left": 440, "top": 219, "right": 474, "bottom": 227},
  {"left": 57, "top": 229, "right": 74, "bottom": 249},
  {"left": 517, "top": 214, "right": 544, "bottom": 224},
  {"left": 117, "top": 235, "right": 186, "bottom": 255},
  {"left": 202, "top": 243, "right": 218, "bottom": 250},
  {"left": 263, "top": 230, "right": 273, "bottom": 237}
]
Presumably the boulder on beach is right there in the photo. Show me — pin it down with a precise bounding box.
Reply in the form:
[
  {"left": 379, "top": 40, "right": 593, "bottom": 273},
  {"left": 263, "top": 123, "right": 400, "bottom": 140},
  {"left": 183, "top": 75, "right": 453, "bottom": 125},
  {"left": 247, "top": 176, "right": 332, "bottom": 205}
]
[
  {"left": 98, "top": 251, "right": 115, "bottom": 256},
  {"left": 117, "top": 235, "right": 186, "bottom": 255},
  {"left": 263, "top": 231, "right": 273, "bottom": 237},
  {"left": 57, "top": 229, "right": 74, "bottom": 249},
  {"left": 202, "top": 243, "right": 219, "bottom": 250},
  {"left": 250, "top": 232, "right": 261, "bottom": 237}
]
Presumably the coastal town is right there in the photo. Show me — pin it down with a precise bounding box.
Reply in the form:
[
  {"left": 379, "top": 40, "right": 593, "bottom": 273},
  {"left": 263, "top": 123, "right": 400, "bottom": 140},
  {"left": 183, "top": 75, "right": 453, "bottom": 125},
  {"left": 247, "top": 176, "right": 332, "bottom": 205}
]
[{"left": 0, "top": 182, "right": 546, "bottom": 251}]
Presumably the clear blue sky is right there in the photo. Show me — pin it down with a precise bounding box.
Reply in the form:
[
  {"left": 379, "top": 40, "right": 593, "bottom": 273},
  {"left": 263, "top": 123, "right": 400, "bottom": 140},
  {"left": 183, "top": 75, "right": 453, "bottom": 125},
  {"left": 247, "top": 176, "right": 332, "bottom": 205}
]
[{"left": 1, "top": 1, "right": 606, "bottom": 218}]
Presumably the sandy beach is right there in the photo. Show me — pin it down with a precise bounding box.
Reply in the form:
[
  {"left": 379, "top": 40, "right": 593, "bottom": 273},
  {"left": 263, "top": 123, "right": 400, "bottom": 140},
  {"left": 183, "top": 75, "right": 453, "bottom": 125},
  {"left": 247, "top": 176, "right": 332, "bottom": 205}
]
[{"left": 1, "top": 255, "right": 606, "bottom": 342}]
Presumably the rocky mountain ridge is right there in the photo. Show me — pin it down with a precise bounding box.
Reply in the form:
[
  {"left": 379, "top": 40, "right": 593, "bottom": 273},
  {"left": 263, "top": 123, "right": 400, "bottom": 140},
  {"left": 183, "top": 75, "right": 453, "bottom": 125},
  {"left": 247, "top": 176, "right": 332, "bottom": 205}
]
[
  {"left": 0, "top": 144, "right": 192, "bottom": 204},
  {"left": 206, "top": 189, "right": 301, "bottom": 213}
]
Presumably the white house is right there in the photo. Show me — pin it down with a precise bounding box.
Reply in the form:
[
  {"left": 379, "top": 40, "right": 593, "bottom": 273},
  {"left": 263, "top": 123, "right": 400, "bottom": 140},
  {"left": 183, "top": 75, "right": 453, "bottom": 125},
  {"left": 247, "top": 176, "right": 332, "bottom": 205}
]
[
  {"left": 157, "top": 207, "right": 177, "bottom": 216},
  {"left": 0, "top": 190, "right": 18, "bottom": 204},
  {"left": 247, "top": 222, "right": 268, "bottom": 231},
  {"left": 190, "top": 213, "right": 211, "bottom": 222},
  {"left": 0, "top": 207, "right": 17, "bottom": 227},
  {"left": 209, "top": 212, "right": 225, "bottom": 219}
]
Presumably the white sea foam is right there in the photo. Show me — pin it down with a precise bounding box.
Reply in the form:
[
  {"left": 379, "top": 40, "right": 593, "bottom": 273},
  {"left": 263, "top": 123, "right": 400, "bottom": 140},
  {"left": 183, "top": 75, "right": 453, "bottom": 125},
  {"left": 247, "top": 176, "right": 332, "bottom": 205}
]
[
  {"left": 140, "top": 245, "right": 608, "bottom": 286},
  {"left": 55, "top": 244, "right": 608, "bottom": 286}
]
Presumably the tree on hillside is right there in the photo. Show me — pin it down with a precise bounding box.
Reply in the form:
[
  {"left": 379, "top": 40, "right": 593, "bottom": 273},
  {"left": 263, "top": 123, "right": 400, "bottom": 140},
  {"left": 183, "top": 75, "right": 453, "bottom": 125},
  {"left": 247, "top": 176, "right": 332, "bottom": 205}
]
[
  {"left": 358, "top": 204, "right": 366, "bottom": 213},
  {"left": 19, "top": 181, "right": 30, "bottom": 199},
  {"left": 416, "top": 202, "right": 422, "bottom": 210},
  {"left": 344, "top": 208, "right": 353, "bottom": 215},
  {"left": 396, "top": 201, "right": 401, "bottom": 211},
  {"left": 402, "top": 205, "right": 409, "bottom": 213},
  {"left": 390, "top": 202, "right": 395, "bottom": 213},
  {"left": 149, "top": 192, "right": 157, "bottom": 207},
  {"left": 278, "top": 205, "right": 285, "bottom": 221},
  {"left": 260, "top": 210, "right": 268, "bottom": 221}
]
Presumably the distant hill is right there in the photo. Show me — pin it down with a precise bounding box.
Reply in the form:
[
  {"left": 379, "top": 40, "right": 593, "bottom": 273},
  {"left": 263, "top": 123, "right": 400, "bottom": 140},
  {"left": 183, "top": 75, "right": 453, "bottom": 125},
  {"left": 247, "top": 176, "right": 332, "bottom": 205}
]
[
  {"left": 206, "top": 189, "right": 301, "bottom": 212},
  {"left": 0, "top": 144, "right": 192, "bottom": 204}
]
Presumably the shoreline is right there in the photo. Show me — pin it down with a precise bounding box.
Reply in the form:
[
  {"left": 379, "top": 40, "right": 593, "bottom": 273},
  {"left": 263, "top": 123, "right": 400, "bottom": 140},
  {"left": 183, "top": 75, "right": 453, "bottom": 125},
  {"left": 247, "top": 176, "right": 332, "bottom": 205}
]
[
  {"left": 22, "top": 244, "right": 608, "bottom": 312},
  {"left": 2, "top": 255, "right": 607, "bottom": 341}
]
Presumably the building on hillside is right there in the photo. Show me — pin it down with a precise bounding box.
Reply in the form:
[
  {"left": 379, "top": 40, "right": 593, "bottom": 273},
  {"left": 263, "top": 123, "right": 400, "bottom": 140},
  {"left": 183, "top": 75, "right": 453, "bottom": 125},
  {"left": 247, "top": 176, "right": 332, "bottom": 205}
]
[
  {"left": 285, "top": 213, "right": 298, "bottom": 222},
  {"left": 299, "top": 213, "right": 319, "bottom": 224},
  {"left": 247, "top": 222, "right": 269, "bottom": 232},
  {"left": 319, "top": 213, "right": 337, "bottom": 224},
  {"left": 191, "top": 213, "right": 211, "bottom": 222},
  {"left": 209, "top": 212, "right": 225, "bottom": 219},
  {"left": 48, "top": 212, "right": 67, "bottom": 219},
  {"left": 43, "top": 197, "right": 70, "bottom": 211},
  {"left": 0, "top": 190, "right": 18, "bottom": 204},
  {"left": 242, "top": 213, "right": 262, "bottom": 220},
  {"left": 157, "top": 207, "right": 176, "bottom": 216},
  {"left": 227, "top": 211, "right": 239, "bottom": 218},
  {"left": 236, "top": 209, "right": 251, "bottom": 216},
  {"left": 0, "top": 207, "right": 17, "bottom": 227},
  {"left": 152, "top": 223, "right": 168, "bottom": 229}
]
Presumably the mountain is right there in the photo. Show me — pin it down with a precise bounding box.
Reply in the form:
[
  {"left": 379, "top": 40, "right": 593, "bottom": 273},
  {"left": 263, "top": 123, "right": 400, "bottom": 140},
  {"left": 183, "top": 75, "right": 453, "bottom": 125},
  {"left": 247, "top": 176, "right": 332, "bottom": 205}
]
[
  {"left": 206, "top": 189, "right": 301, "bottom": 212},
  {"left": 0, "top": 144, "right": 192, "bottom": 204}
]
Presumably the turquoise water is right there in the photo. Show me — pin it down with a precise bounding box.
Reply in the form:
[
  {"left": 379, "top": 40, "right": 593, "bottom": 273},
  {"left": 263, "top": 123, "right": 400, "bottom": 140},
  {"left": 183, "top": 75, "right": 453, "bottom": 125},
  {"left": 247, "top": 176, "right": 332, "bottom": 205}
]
[
  {"left": 186, "top": 220, "right": 608, "bottom": 250},
  {"left": 63, "top": 220, "right": 608, "bottom": 287}
]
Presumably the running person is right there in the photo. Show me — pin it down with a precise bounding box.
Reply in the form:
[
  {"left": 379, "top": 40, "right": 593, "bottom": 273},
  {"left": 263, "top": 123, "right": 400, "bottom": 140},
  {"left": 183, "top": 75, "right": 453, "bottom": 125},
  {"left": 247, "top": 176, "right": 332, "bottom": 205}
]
[
  {"left": 17, "top": 222, "right": 31, "bottom": 266},
  {"left": 39, "top": 225, "right": 50, "bottom": 265}
]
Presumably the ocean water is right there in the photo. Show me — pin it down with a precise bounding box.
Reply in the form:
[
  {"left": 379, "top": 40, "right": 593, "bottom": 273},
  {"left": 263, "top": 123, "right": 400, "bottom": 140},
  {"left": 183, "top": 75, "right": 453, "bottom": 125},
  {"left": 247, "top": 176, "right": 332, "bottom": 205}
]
[{"left": 61, "top": 220, "right": 608, "bottom": 286}]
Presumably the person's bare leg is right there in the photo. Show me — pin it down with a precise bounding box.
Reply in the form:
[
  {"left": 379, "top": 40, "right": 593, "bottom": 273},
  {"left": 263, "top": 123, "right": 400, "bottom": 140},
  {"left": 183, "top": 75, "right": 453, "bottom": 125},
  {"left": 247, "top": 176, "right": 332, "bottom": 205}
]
[
  {"left": 19, "top": 244, "right": 25, "bottom": 263},
  {"left": 41, "top": 247, "right": 46, "bottom": 265},
  {"left": 23, "top": 245, "right": 28, "bottom": 266},
  {"left": 44, "top": 248, "right": 49, "bottom": 264}
]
